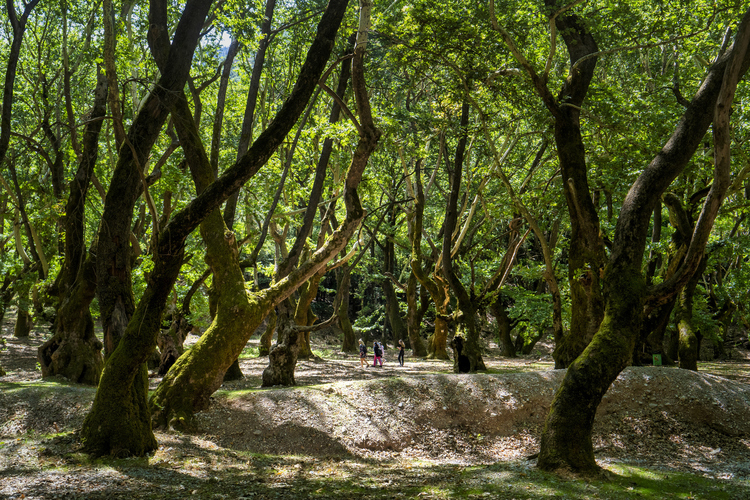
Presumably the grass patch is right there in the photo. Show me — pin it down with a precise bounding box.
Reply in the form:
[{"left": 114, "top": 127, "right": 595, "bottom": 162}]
[{"left": 238, "top": 345, "right": 261, "bottom": 359}]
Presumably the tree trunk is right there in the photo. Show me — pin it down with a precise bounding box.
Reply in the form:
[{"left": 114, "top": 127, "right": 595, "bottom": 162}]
[
  {"left": 39, "top": 70, "right": 108, "bottom": 384},
  {"left": 294, "top": 273, "right": 323, "bottom": 359},
  {"left": 258, "top": 309, "right": 276, "bottom": 356},
  {"left": 440, "top": 98, "right": 484, "bottom": 372},
  {"left": 14, "top": 307, "right": 32, "bottom": 338},
  {"left": 538, "top": 260, "right": 645, "bottom": 474},
  {"left": 538, "top": 12, "right": 750, "bottom": 473},
  {"left": 157, "top": 312, "right": 191, "bottom": 376},
  {"left": 262, "top": 302, "right": 299, "bottom": 386},
  {"left": 492, "top": 298, "right": 516, "bottom": 357},
  {"left": 39, "top": 255, "right": 102, "bottom": 384},
  {"left": 677, "top": 257, "right": 705, "bottom": 371},
  {"left": 145, "top": 0, "right": 367, "bottom": 425},
  {"left": 405, "top": 271, "right": 427, "bottom": 357},
  {"left": 428, "top": 314, "right": 451, "bottom": 360},
  {"left": 336, "top": 265, "right": 357, "bottom": 353},
  {"left": 382, "top": 278, "right": 407, "bottom": 345},
  {"left": 81, "top": 0, "right": 248, "bottom": 456}
]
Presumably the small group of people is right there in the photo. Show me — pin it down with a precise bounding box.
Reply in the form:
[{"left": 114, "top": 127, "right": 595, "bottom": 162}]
[{"left": 359, "top": 338, "right": 405, "bottom": 367}]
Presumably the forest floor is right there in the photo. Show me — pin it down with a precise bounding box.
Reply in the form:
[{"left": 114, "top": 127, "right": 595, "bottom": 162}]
[{"left": 2, "top": 317, "right": 750, "bottom": 499}]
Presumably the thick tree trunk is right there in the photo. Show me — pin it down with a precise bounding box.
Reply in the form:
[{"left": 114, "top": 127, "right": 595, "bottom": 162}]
[
  {"left": 428, "top": 314, "right": 451, "bottom": 360},
  {"left": 147, "top": 0, "right": 364, "bottom": 424},
  {"left": 538, "top": 12, "right": 750, "bottom": 473},
  {"left": 539, "top": 260, "right": 645, "bottom": 474},
  {"left": 84, "top": 0, "right": 350, "bottom": 455},
  {"left": 262, "top": 303, "right": 299, "bottom": 386},
  {"left": 39, "top": 255, "right": 102, "bottom": 384}
]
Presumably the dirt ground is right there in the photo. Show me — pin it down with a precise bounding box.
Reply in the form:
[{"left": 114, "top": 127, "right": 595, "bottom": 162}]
[{"left": 2, "top": 319, "right": 750, "bottom": 499}]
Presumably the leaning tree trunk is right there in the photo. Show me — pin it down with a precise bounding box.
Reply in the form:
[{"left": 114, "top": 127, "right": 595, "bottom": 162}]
[
  {"left": 537, "top": 12, "right": 750, "bottom": 473},
  {"left": 83, "top": 0, "right": 350, "bottom": 455},
  {"left": 81, "top": 0, "right": 216, "bottom": 457},
  {"left": 538, "top": 259, "right": 645, "bottom": 474},
  {"left": 144, "top": 0, "right": 366, "bottom": 426}
]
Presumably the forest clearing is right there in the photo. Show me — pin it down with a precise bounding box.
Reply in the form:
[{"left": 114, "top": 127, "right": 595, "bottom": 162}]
[
  {"left": 2, "top": 320, "right": 750, "bottom": 499},
  {"left": 5, "top": 0, "right": 750, "bottom": 497}
]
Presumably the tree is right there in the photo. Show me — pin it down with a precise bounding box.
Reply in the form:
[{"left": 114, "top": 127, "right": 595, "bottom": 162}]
[{"left": 538, "top": 7, "right": 750, "bottom": 474}]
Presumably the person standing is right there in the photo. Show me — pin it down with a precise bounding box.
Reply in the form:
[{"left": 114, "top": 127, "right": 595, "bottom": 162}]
[
  {"left": 359, "top": 339, "right": 368, "bottom": 368},
  {"left": 373, "top": 341, "right": 383, "bottom": 367},
  {"left": 398, "top": 339, "right": 405, "bottom": 366}
]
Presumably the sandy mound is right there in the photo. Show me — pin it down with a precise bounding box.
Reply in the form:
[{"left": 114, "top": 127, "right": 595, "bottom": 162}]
[{"left": 196, "top": 366, "right": 750, "bottom": 474}]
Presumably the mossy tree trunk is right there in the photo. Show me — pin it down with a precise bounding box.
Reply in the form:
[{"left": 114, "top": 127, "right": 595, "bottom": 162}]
[
  {"left": 537, "top": 13, "right": 750, "bottom": 474},
  {"left": 39, "top": 70, "right": 108, "bottom": 384},
  {"left": 539, "top": 260, "right": 645, "bottom": 474},
  {"left": 407, "top": 159, "right": 449, "bottom": 360},
  {"left": 39, "top": 256, "right": 102, "bottom": 384},
  {"left": 83, "top": 0, "right": 349, "bottom": 455},
  {"left": 81, "top": 0, "right": 216, "bottom": 456},
  {"left": 146, "top": 0, "right": 363, "bottom": 423},
  {"left": 677, "top": 257, "right": 706, "bottom": 371}
]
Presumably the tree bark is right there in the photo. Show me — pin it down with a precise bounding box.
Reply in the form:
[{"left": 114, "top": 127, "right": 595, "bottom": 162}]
[
  {"left": 538, "top": 11, "right": 750, "bottom": 474},
  {"left": 382, "top": 205, "right": 409, "bottom": 344},
  {"left": 408, "top": 159, "right": 450, "bottom": 360},
  {"left": 139, "top": 0, "right": 354, "bottom": 426},
  {"left": 258, "top": 309, "right": 276, "bottom": 356},
  {"left": 261, "top": 0, "right": 379, "bottom": 386},
  {"left": 677, "top": 257, "right": 706, "bottom": 371},
  {"left": 492, "top": 298, "right": 516, "bottom": 357},
  {"left": 80, "top": 0, "right": 228, "bottom": 456},
  {"left": 39, "top": 70, "right": 108, "bottom": 384}
]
